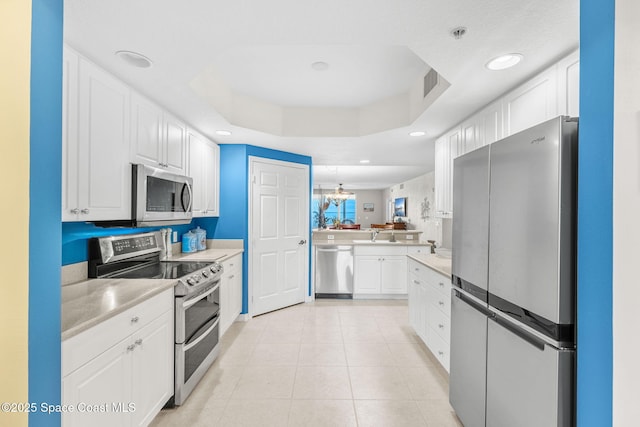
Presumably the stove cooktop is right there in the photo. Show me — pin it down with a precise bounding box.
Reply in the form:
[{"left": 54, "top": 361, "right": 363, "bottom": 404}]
[{"left": 110, "top": 261, "right": 214, "bottom": 280}]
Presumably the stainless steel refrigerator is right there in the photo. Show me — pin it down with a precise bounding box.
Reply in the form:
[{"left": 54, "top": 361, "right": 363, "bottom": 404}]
[{"left": 449, "top": 116, "right": 577, "bottom": 427}]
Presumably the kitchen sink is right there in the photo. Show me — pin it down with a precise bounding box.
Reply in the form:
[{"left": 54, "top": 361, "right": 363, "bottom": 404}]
[{"left": 352, "top": 240, "right": 403, "bottom": 244}]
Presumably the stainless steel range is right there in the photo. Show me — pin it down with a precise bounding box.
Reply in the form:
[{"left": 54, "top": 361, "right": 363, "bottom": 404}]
[{"left": 89, "top": 231, "right": 223, "bottom": 406}]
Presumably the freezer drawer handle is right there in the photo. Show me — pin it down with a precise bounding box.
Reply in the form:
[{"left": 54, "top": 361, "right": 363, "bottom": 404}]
[{"left": 491, "top": 316, "right": 545, "bottom": 351}]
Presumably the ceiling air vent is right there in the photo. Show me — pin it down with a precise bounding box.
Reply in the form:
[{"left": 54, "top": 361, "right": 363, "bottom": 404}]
[{"left": 423, "top": 68, "right": 439, "bottom": 98}]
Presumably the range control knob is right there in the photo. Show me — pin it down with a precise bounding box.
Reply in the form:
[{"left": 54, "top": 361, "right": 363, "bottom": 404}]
[
  {"left": 192, "top": 274, "right": 201, "bottom": 283},
  {"left": 210, "top": 266, "right": 218, "bottom": 274},
  {"left": 186, "top": 278, "right": 195, "bottom": 286},
  {"left": 202, "top": 270, "right": 210, "bottom": 278}
]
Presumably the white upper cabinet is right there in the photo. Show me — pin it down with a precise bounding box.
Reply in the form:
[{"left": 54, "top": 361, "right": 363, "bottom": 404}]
[
  {"left": 556, "top": 50, "right": 580, "bottom": 117},
  {"left": 476, "top": 100, "right": 504, "bottom": 147},
  {"left": 63, "top": 47, "right": 131, "bottom": 222},
  {"left": 504, "top": 67, "right": 558, "bottom": 136},
  {"left": 187, "top": 129, "right": 220, "bottom": 217},
  {"left": 433, "top": 50, "right": 579, "bottom": 219},
  {"left": 131, "top": 93, "right": 187, "bottom": 175},
  {"left": 435, "top": 128, "right": 459, "bottom": 218}
]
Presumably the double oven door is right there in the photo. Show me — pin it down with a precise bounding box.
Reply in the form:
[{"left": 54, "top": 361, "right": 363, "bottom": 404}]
[{"left": 174, "top": 281, "right": 220, "bottom": 405}]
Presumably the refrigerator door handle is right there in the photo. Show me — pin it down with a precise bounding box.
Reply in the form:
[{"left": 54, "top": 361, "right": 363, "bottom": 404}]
[
  {"left": 490, "top": 316, "right": 545, "bottom": 351},
  {"left": 454, "top": 289, "right": 494, "bottom": 318}
]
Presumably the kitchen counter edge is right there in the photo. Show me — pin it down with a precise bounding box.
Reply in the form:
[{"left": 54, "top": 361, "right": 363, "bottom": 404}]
[{"left": 407, "top": 253, "right": 452, "bottom": 277}]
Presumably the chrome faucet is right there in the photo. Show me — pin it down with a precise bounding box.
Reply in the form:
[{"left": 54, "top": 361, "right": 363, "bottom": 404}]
[{"left": 371, "top": 229, "right": 380, "bottom": 242}]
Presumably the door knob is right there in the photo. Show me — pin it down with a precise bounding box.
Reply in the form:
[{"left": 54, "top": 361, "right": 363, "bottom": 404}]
[{"left": 298, "top": 239, "right": 307, "bottom": 245}]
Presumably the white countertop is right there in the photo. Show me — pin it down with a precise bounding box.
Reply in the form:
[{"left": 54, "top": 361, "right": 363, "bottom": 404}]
[
  {"left": 61, "top": 247, "right": 244, "bottom": 340},
  {"left": 62, "top": 278, "right": 175, "bottom": 340},
  {"left": 166, "top": 247, "right": 243, "bottom": 262},
  {"left": 407, "top": 253, "right": 452, "bottom": 277}
]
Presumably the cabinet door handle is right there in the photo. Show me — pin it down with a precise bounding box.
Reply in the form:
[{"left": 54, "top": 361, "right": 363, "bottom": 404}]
[
  {"left": 126, "top": 344, "right": 136, "bottom": 352},
  {"left": 70, "top": 208, "right": 79, "bottom": 214},
  {"left": 438, "top": 350, "right": 444, "bottom": 356},
  {"left": 228, "top": 275, "right": 235, "bottom": 279},
  {"left": 135, "top": 339, "right": 143, "bottom": 346},
  {"left": 413, "top": 280, "right": 420, "bottom": 285},
  {"left": 414, "top": 268, "right": 419, "bottom": 272},
  {"left": 439, "top": 282, "right": 445, "bottom": 288},
  {"left": 438, "top": 323, "right": 445, "bottom": 329},
  {"left": 131, "top": 316, "right": 139, "bottom": 323},
  {"left": 80, "top": 208, "right": 90, "bottom": 214},
  {"left": 438, "top": 301, "right": 445, "bottom": 306}
]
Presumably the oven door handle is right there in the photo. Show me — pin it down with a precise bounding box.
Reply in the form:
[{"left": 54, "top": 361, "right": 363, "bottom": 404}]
[
  {"left": 183, "top": 282, "right": 219, "bottom": 309},
  {"left": 183, "top": 315, "right": 219, "bottom": 352}
]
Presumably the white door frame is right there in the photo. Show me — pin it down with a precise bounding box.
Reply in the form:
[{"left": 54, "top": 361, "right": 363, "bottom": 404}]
[{"left": 247, "top": 156, "right": 310, "bottom": 317}]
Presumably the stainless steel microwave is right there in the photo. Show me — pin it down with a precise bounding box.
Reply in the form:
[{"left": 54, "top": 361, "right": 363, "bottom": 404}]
[{"left": 131, "top": 163, "right": 193, "bottom": 227}]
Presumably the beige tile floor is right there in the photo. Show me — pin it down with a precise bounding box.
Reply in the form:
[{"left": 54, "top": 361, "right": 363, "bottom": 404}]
[{"left": 151, "top": 299, "right": 463, "bottom": 427}]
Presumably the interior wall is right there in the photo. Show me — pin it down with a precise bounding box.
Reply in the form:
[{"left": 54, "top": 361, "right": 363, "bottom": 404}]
[
  {"left": 578, "top": 0, "right": 614, "bottom": 425},
  {"left": 354, "top": 189, "right": 384, "bottom": 226},
  {"left": 0, "top": 1, "right": 32, "bottom": 425},
  {"left": 613, "top": 0, "right": 639, "bottom": 423},
  {"left": 383, "top": 172, "right": 441, "bottom": 244}
]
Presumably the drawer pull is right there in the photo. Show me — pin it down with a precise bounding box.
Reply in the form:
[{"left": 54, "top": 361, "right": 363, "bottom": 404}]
[
  {"left": 414, "top": 268, "right": 419, "bottom": 272},
  {"left": 439, "top": 282, "right": 445, "bottom": 288},
  {"left": 438, "top": 350, "right": 444, "bottom": 356},
  {"left": 438, "top": 324, "right": 444, "bottom": 329},
  {"left": 438, "top": 301, "right": 445, "bottom": 306},
  {"left": 413, "top": 280, "right": 420, "bottom": 285},
  {"left": 131, "top": 316, "right": 139, "bottom": 323},
  {"left": 229, "top": 275, "right": 235, "bottom": 279},
  {"left": 126, "top": 344, "right": 136, "bottom": 352},
  {"left": 135, "top": 339, "right": 143, "bottom": 346}
]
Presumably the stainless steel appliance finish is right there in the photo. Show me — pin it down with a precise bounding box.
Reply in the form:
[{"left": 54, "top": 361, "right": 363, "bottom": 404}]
[
  {"left": 485, "top": 313, "right": 575, "bottom": 427},
  {"left": 132, "top": 163, "right": 193, "bottom": 227},
  {"left": 451, "top": 144, "right": 490, "bottom": 300},
  {"left": 88, "top": 231, "right": 224, "bottom": 406},
  {"left": 449, "top": 116, "right": 578, "bottom": 427},
  {"left": 315, "top": 245, "right": 354, "bottom": 297},
  {"left": 449, "top": 289, "right": 488, "bottom": 427},
  {"left": 488, "top": 118, "right": 577, "bottom": 325},
  {"left": 174, "top": 281, "right": 220, "bottom": 405}
]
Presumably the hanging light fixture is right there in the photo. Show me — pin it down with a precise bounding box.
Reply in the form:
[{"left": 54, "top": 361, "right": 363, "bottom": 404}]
[{"left": 326, "top": 183, "right": 353, "bottom": 206}]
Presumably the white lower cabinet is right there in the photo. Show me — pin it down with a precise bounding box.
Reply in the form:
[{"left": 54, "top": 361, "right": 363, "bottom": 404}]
[
  {"left": 220, "top": 254, "right": 243, "bottom": 336},
  {"left": 62, "top": 290, "right": 174, "bottom": 427},
  {"left": 408, "top": 258, "right": 452, "bottom": 372},
  {"left": 354, "top": 246, "right": 408, "bottom": 296}
]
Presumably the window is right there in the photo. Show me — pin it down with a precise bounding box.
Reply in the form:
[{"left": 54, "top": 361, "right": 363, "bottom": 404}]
[{"left": 312, "top": 194, "right": 356, "bottom": 228}]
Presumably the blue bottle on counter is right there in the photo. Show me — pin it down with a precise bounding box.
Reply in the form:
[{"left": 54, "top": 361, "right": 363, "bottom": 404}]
[{"left": 181, "top": 231, "right": 197, "bottom": 253}]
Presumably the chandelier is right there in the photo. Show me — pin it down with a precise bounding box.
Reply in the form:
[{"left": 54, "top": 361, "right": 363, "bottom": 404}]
[{"left": 326, "top": 184, "right": 353, "bottom": 206}]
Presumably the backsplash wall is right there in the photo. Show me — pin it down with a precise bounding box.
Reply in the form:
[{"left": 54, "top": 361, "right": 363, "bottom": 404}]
[
  {"left": 383, "top": 172, "right": 448, "bottom": 246},
  {"left": 61, "top": 217, "right": 219, "bottom": 265}
]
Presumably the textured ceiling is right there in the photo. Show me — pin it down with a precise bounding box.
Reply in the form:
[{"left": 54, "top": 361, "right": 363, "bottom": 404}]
[{"left": 64, "top": 0, "right": 579, "bottom": 189}]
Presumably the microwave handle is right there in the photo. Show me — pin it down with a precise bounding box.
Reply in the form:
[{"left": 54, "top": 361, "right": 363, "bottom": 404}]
[{"left": 181, "top": 181, "right": 193, "bottom": 213}]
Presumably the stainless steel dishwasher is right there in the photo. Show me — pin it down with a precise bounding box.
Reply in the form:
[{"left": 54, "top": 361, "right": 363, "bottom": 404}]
[{"left": 315, "top": 245, "right": 353, "bottom": 298}]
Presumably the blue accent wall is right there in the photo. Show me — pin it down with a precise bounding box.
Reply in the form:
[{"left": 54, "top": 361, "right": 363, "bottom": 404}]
[
  {"left": 29, "top": 0, "right": 63, "bottom": 425},
  {"left": 578, "top": 0, "right": 614, "bottom": 425},
  {"left": 216, "top": 145, "right": 312, "bottom": 313},
  {"left": 61, "top": 218, "right": 218, "bottom": 265}
]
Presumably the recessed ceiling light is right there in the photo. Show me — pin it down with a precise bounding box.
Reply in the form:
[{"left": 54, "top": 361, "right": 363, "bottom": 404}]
[
  {"left": 486, "top": 54, "right": 523, "bottom": 71},
  {"left": 311, "top": 61, "right": 329, "bottom": 71},
  {"left": 215, "top": 130, "right": 232, "bottom": 136},
  {"left": 409, "top": 131, "right": 426, "bottom": 137},
  {"left": 359, "top": 160, "right": 370, "bottom": 164},
  {"left": 115, "top": 50, "right": 153, "bottom": 68}
]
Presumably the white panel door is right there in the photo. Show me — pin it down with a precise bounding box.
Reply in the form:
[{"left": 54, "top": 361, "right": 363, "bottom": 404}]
[{"left": 250, "top": 157, "right": 309, "bottom": 316}]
